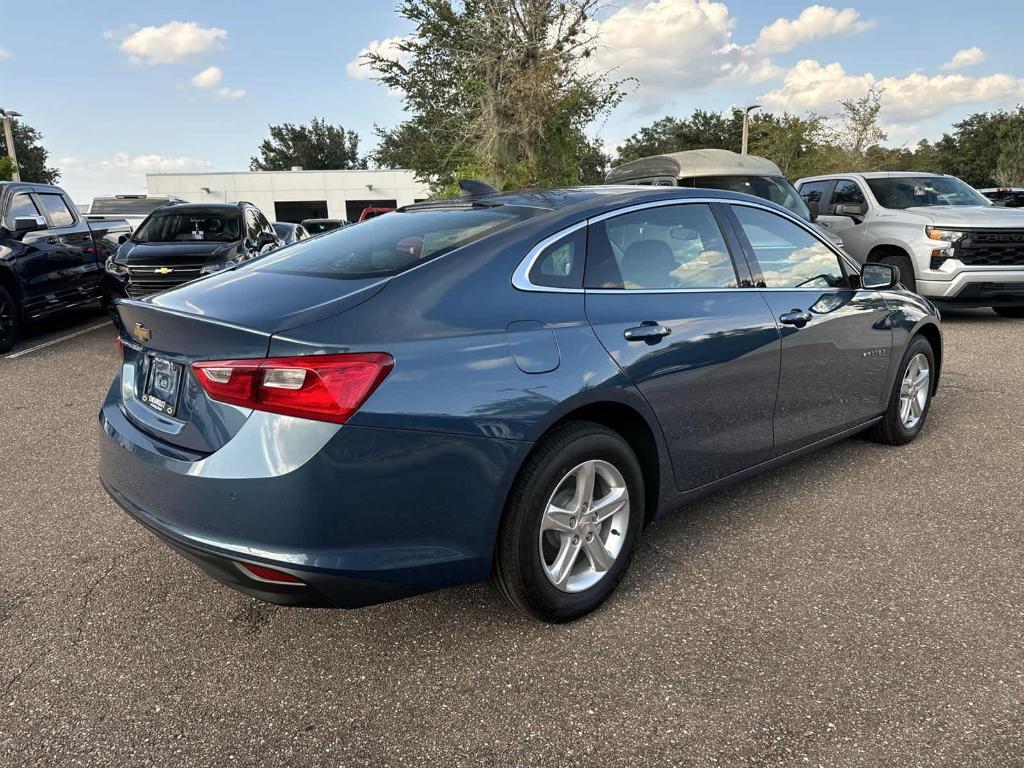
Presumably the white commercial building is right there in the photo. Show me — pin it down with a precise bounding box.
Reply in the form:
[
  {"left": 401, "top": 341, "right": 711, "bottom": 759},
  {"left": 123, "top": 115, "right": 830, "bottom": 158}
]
[{"left": 146, "top": 168, "right": 431, "bottom": 223}]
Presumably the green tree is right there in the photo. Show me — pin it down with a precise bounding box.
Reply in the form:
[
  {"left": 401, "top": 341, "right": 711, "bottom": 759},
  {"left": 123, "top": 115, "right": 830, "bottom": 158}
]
[
  {"left": 615, "top": 110, "right": 743, "bottom": 164},
  {"left": 369, "top": 0, "right": 624, "bottom": 192},
  {"left": 0, "top": 156, "right": 15, "bottom": 181},
  {"left": 250, "top": 117, "right": 365, "bottom": 171},
  {"left": 747, "top": 112, "right": 828, "bottom": 178},
  {"left": 0, "top": 120, "right": 60, "bottom": 184}
]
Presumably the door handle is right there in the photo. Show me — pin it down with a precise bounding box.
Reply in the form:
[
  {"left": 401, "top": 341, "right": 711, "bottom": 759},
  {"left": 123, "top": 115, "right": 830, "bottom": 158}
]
[
  {"left": 623, "top": 321, "right": 671, "bottom": 342},
  {"left": 779, "top": 309, "right": 812, "bottom": 328}
]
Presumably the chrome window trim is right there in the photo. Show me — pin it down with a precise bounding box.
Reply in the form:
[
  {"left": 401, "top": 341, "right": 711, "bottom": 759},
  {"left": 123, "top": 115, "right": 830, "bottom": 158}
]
[{"left": 511, "top": 197, "right": 860, "bottom": 294}]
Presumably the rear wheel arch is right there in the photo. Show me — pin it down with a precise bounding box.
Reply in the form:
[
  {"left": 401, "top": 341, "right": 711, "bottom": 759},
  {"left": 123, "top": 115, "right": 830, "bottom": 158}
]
[
  {"left": 523, "top": 400, "right": 662, "bottom": 525},
  {"left": 0, "top": 266, "right": 21, "bottom": 310}
]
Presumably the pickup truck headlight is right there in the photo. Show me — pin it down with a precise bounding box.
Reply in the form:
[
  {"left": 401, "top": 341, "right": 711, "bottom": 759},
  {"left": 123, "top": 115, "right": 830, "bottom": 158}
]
[
  {"left": 200, "top": 259, "right": 238, "bottom": 276},
  {"left": 925, "top": 226, "right": 966, "bottom": 243},
  {"left": 104, "top": 259, "right": 128, "bottom": 276}
]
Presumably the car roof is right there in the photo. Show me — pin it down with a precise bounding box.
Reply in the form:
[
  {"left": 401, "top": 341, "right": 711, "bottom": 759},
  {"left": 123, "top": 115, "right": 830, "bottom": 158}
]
[
  {"left": 605, "top": 149, "right": 784, "bottom": 184},
  {"left": 158, "top": 202, "right": 245, "bottom": 213},
  {"left": 797, "top": 171, "right": 947, "bottom": 183}
]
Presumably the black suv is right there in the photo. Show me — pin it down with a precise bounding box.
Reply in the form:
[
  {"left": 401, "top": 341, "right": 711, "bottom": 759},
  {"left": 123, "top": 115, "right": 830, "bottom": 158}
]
[{"left": 104, "top": 201, "right": 282, "bottom": 299}]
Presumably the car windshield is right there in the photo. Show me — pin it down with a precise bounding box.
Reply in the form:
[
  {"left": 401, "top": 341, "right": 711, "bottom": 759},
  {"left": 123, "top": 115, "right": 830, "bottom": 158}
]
[
  {"left": 250, "top": 205, "right": 535, "bottom": 279},
  {"left": 866, "top": 176, "right": 990, "bottom": 209},
  {"left": 684, "top": 175, "right": 812, "bottom": 220},
  {"left": 90, "top": 198, "right": 174, "bottom": 215},
  {"left": 132, "top": 209, "right": 242, "bottom": 243},
  {"left": 303, "top": 220, "right": 343, "bottom": 234}
]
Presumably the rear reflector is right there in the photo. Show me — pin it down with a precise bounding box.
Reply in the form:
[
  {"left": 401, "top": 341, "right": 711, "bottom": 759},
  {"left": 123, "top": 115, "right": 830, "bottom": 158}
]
[
  {"left": 237, "top": 562, "right": 305, "bottom": 585},
  {"left": 192, "top": 353, "right": 393, "bottom": 424}
]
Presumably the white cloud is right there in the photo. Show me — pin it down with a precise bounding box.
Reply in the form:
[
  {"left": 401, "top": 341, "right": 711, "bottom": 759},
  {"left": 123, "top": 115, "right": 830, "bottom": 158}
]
[
  {"left": 761, "top": 59, "right": 1024, "bottom": 122},
  {"left": 584, "top": 1, "right": 873, "bottom": 109},
  {"left": 753, "top": 5, "right": 874, "bottom": 54},
  {"left": 57, "top": 153, "right": 215, "bottom": 204},
  {"left": 217, "top": 87, "right": 246, "bottom": 100},
  {"left": 941, "top": 46, "right": 985, "bottom": 71},
  {"left": 191, "top": 66, "right": 223, "bottom": 88},
  {"left": 0, "top": 47, "right": 13, "bottom": 60},
  {"left": 345, "top": 35, "right": 413, "bottom": 80},
  {"left": 114, "top": 21, "right": 227, "bottom": 64}
]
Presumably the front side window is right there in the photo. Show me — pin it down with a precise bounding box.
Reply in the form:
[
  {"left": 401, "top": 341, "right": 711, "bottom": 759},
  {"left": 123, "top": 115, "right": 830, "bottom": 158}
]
[
  {"left": 132, "top": 209, "right": 243, "bottom": 243},
  {"left": 251, "top": 205, "right": 536, "bottom": 280},
  {"left": 865, "top": 176, "right": 989, "bottom": 209},
  {"left": 529, "top": 228, "right": 585, "bottom": 289},
  {"left": 586, "top": 204, "right": 738, "bottom": 290},
  {"left": 732, "top": 206, "right": 846, "bottom": 289},
  {"left": 37, "top": 193, "right": 75, "bottom": 227},
  {"left": 8, "top": 192, "right": 40, "bottom": 222},
  {"left": 831, "top": 180, "right": 866, "bottom": 210}
]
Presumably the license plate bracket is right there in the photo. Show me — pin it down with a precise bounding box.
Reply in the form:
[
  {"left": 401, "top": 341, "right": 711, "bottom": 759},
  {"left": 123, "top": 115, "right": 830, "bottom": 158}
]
[{"left": 142, "top": 356, "right": 182, "bottom": 416}]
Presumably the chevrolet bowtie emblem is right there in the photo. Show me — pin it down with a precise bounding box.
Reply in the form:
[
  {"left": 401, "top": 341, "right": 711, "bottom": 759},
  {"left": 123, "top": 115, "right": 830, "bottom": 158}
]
[
  {"left": 154, "top": 267, "right": 173, "bottom": 274},
  {"left": 131, "top": 322, "right": 151, "bottom": 343}
]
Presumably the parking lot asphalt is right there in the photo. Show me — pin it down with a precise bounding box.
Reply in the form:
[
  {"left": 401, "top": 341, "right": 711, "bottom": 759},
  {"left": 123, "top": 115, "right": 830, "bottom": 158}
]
[{"left": 1, "top": 308, "right": 1022, "bottom": 767}]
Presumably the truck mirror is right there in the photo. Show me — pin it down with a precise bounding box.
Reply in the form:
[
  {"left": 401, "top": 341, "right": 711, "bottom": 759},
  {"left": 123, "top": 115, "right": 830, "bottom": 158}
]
[{"left": 13, "top": 216, "right": 46, "bottom": 234}]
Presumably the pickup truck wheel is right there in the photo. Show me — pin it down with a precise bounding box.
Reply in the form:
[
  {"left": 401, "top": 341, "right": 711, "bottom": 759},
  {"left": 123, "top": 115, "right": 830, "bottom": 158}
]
[
  {"left": 0, "top": 285, "right": 19, "bottom": 354},
  {"left": 868, "top": 335, "right": 934, "bottom": 445},
  {"left": 992, "top": 306, "right": 1024, "bottom": 318},
  {"left": 879, "top": 253, "right": 917, "bottom": 293}
]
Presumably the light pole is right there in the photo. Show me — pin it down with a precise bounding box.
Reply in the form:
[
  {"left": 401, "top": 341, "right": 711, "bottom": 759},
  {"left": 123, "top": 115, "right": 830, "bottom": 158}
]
[
  {"left": 0, "top": 108, "right": 21, "bottom": 181},
  {"left": 740, "top": 104, "right": 761, "bottom": 155}
]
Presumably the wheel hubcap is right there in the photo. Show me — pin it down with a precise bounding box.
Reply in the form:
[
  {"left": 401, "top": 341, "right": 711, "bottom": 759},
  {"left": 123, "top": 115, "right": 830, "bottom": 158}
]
[
  {"left": 899, "top": 353, "right": 930, "bottom": 429},
  {"left": 539, "top": 459, "right": 630, "bottom": 593}
]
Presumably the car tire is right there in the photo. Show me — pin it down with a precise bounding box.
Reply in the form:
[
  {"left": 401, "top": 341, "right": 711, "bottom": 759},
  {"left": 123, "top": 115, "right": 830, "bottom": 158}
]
[
  {"left": 0, "top": 284, "right": 20, "bottom": 354},
  {"left": 492, "top": 421, "right": 645, "bottom": 622},
  {"left": 992, "top": 306, "right": 1024, "bottom": 318},
  {"left": 868, "top": 335, "right": 935, "bottom": 445},
  {"left": 879, "top": 252, "right": 917, "bottom": 293}
]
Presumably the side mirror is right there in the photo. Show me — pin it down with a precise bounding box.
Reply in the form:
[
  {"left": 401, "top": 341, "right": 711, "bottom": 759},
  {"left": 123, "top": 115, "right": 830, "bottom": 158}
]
[
  {"left": 834, "top": 202, "right": 865, "bottom": 221},
  {"left": 861, "top": 262, "right": 898, "bottom": 290},
  {"left": 14, "top": 215, "right": 46, "bottom": 234}
]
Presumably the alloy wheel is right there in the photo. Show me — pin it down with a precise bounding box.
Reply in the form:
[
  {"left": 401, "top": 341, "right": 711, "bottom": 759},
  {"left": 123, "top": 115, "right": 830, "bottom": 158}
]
[
  {"left": 899, "top": 352, "right": 930, "bottom": 429},
  {"left": 538, "top": 459, "right": 630, "bottom": 593}
]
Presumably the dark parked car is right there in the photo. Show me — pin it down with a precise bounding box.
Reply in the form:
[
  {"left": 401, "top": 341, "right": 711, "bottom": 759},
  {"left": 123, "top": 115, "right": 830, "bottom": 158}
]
[
  {"left": 99, "top": 185, "right": 942, "bottom": 621},
  {"left": 272, "top": 221, "right": 310, "bottom": 245},
  {"left": 104, "top": 202, "right": 281, "bottom": 299},
  {"left": 0, "top": 181, "right": 130, "bottom": 352},
  {"left": 979, "top": 187, "right": 1024, "bottom": 208},
  {"left": 300, "top": 218, "right": 350, "bottom": 235}
]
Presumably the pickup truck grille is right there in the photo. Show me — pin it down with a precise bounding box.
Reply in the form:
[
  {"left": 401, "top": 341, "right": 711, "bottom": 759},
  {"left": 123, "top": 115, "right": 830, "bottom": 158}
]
[
  {"left": 956, "top": 231, "right": 1024, "bottom": 266},
  {"left": 124, "top": 263, "right": 206, "bottom": 297}
]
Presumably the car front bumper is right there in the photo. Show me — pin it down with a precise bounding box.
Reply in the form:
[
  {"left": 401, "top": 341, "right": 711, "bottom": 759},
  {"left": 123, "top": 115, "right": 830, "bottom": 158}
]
[
  {"left": 98, "top": 380, "right": 527, "bottom": 608},
  {"left": 916, "top": 269, "right": 1024, "bottom": 306}
]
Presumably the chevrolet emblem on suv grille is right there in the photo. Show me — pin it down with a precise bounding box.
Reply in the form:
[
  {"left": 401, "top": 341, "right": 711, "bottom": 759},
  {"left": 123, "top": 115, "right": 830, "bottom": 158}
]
[
  {"left": 131, "top": 323, "right": 151, "bottom": 343},
  {"left": 154, "top": 267, "right": 174, "bottom": 274}
]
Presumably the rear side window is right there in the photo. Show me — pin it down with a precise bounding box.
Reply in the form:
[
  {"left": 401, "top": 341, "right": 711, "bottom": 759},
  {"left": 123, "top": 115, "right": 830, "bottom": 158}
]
[
  {"left": 529, "top": 228, "right": 585, "bottom": 289},
  {"left": 37, "top": 193, "right": 75, "bottom": 227},
  {"left": 798, "top": 180, "right": 832, "bottom": 215},
  {"left": 586, "top": 204, "right": 738, "bottom": 290},
  {"left": 252, "top": 206, "right": 535, "bottom": 279},
  {"left": 732, "top": 206, "right": 846, "bottom": 289}
]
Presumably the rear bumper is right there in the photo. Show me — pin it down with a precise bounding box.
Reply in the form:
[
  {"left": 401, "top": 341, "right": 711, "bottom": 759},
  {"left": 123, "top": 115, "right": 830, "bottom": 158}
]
[{"left": 98, "top": 382, "right": 528, "bottom": 608}]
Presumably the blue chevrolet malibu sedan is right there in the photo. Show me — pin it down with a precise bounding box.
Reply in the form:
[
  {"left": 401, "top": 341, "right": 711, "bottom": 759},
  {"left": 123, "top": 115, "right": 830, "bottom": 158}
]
[{"left": 99, "top": 185, "right": 942, "bottom": 622}]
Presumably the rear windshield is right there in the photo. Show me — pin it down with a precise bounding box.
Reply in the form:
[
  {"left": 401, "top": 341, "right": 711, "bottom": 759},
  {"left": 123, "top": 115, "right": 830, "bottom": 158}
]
[
  {"left": 250, "top": 206, "right": 534, "bottom": 279},
  {"left": 683, "top": 175, "right": 812, "bottom": 220},
  {"left": 91, "top": 198, "right": 174, "bottom": 215},
  {"left": 132, "top": 209, "right": 242, "bottom": 243},
  {"left": 303, "top": 220, "right": 344, "bottom": 234},
  {"left": 866, "top": 176, "right": 990, "bottom": 209}
]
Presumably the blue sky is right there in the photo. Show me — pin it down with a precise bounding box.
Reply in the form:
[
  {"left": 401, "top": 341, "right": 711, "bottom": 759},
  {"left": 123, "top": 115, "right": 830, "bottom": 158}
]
[{"left": 2, "top": 0, "right": 1023, "bottom": 203}]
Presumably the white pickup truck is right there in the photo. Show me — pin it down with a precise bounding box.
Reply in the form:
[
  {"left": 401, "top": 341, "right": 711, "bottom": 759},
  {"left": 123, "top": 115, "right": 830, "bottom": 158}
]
[{"left": 795, "top": 172, "right": 1024, "bottom": 317}]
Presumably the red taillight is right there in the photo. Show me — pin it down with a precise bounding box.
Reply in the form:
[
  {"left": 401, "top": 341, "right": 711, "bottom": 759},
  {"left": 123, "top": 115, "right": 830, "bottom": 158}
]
[
  {"left": 237, "top": 562, "right": 305, "bottom": 585},
  {"left": 191, "top": 353, "right": 393, "bottom": 424}
]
